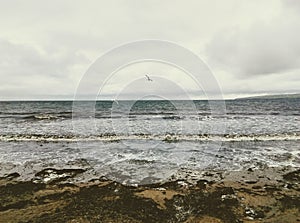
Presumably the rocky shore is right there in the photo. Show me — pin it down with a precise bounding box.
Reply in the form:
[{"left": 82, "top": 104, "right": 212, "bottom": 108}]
[{"left": 0, "top": 167, "right": 299, "bottom": 223}]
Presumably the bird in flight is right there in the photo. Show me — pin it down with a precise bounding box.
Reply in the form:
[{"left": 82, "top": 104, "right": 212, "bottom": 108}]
[{"left": 145, "top": 75, "right": 153, "bottom": 81}]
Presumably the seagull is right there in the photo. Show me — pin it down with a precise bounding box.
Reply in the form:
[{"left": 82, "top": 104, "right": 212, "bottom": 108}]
[{"left": 145, "top": 74, "right": 153, "bottom": 82}]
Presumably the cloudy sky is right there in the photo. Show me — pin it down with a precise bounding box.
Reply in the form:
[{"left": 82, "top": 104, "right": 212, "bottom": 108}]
[{"left": 0, "top": 0, "right": 299, "bottom": 100}]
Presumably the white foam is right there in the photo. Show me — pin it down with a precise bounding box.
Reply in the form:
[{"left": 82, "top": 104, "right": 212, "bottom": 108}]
[{"left": 0, "top": 133, "right": 299, "bottom": 142}]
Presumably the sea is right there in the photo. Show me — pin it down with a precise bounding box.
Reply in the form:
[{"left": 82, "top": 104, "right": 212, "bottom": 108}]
[{"left": 0, "top": 99, "right": 299, "bottom": 184}]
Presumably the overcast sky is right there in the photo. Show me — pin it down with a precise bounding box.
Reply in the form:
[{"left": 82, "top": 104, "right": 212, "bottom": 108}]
[{"left": 0, "top": 0, "right": 299, "bottom": 100}]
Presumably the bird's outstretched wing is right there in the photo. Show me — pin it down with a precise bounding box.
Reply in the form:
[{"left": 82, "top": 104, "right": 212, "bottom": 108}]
[{"left": 145, "top": 75, "right": 153, "bottom": 81}]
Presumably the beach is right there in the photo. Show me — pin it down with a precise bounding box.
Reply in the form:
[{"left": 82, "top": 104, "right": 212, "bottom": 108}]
[
  {"left": 1, "top": 0, "right": 300, "bottom": 221},
  {"left": 0, "top": 166, "right": 299, "bottom": 223}
]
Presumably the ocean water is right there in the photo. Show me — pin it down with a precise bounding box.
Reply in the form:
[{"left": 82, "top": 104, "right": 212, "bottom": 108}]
[{"left": 0, "top": 99, "right": 299, "bottom": 184}]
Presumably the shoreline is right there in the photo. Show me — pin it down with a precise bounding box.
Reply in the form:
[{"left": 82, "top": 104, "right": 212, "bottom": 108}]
[{"left": 0, "top": 167, "right": 299, "bottom": 222}]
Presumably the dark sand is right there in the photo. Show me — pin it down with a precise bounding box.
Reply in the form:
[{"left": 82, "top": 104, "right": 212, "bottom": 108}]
[{"left": 0, "top": 167, "right": 299, "bottom": 223}]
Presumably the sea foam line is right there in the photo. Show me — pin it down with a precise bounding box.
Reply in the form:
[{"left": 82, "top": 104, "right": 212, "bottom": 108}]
[{"left": 0, "top": 133, "right": 299, "bottom": 142}]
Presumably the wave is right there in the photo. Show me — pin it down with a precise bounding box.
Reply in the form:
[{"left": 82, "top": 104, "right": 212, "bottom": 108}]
[
  {"left": 19, "top": 114, "right": 67, "bottom": 121},
  {"left": 0, "top": 133, "right": 299, "bottom": 142},
  {"left": 1, "top": 110, "right": 298, "bottom": 121},
  {"left": 0, "top": 113, "right": 72, "bottom": 120},
  {"left": 223, "top": 112, "right": 300, "bottom": 116}
]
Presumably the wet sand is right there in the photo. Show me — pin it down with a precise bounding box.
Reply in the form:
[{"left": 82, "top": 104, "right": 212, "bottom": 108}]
[{"left": 0, "top": 167, "right": 299, "bottom": 223}]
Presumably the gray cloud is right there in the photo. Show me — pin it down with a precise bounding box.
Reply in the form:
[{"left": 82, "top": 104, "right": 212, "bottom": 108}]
[
  {"left": 0, "top": 0, "right": 298, "bottom": 99},
  {"left": 0, "top": 38, "right": 89, "bottom": 98},
  {"left": 206, "top": 4, "right": 300, "bottom": 76},
  {"left": 283, "top": 0, "right": 300, "bottom": 11}
]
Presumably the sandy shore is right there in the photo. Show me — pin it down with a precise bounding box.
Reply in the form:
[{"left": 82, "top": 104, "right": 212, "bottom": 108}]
[{"left": 0, "top": 167, "right": 299, "bottom": 223}]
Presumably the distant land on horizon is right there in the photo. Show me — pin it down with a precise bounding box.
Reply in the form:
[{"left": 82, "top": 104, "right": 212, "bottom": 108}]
[
  {"left": 236, "top": 93, "right": 300, "bottom": 100},
  {"left": 1, "top": 93, "right": 300, "bottom": 101}
]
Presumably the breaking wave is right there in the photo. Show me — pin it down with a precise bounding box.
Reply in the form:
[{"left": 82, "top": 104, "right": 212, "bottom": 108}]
[{"left": 0, "top": 132, "right": 299, "bottom": 142}]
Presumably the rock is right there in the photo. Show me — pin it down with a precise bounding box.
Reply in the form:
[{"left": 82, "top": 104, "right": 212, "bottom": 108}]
[
  {"left": 0, "top": 172, "right": 20, "bottom": 180},
  {"left": 283, "top": 169, "right": 300, "bottom": 182},
  {"left": 245, "top": 180, "right": 258, "bottom": 184},
  {"left": 221, "top": 194, "right": 237, "bottom": 201},
  {"left": 197, "top": 179, "right": 209, "bottom": 189},
  {"left": 177, "top": 181, "right": 189, "bottom": 189},
  {"left": 33, "top": 168, "right": 85, "bottom": 184}
]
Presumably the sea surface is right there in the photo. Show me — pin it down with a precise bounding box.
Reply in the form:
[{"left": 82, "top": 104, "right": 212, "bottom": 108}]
[{"left": 0, "top": 99, "right": 299, "bottom": 184}]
